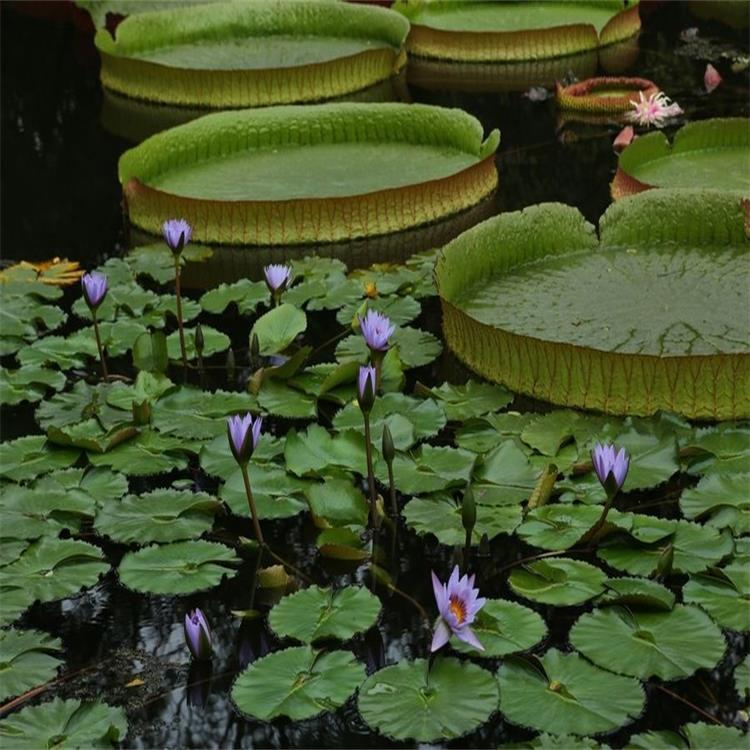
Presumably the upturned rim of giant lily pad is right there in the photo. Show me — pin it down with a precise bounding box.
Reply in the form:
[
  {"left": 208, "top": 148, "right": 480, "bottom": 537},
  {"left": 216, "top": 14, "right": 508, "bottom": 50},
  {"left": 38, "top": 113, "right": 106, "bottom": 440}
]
[{"left": 556, "top": 76, "right": 659, "bottom": 114}]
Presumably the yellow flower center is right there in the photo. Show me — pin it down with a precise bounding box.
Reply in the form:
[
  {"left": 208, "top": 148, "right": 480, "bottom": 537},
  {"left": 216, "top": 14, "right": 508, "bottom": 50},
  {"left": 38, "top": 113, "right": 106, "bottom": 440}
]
[{"left": 449, "top": 595, "right": 466, "bottom": 625}]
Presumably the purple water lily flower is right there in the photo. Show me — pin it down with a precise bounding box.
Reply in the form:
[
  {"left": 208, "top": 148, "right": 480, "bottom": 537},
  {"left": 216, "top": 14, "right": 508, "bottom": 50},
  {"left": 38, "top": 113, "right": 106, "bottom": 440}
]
[
  {"left": 81, "top": 271, "right": 108, "bottom": 309},
  {"left": 227, "top": 413, "right": 263, "bottom": 465},
  {"left": 162, "top": 218, "right": 193, "bottom": 254},
  {"left": 184, "top": 608, "right": 212, "bottom": 661},
  {"left": 431, "top": 566, "right": 486, "bottom": 652},
  {"left": 357, "top": 364, "right": 377, "bottom": 414},
  {"left": 359, "top": 309, "right": 395, "bottom": 352},
  {"left": 263, "top": 264, "right": 292, "bottom": 293},
  {"left": 591, "top": 442, "right": 630, "bottom": 497}
]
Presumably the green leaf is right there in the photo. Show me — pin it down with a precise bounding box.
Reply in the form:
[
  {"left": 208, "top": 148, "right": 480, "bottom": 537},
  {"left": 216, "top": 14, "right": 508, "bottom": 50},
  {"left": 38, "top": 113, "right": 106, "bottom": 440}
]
[
  {"left": 403, "top": 494, "right": 521, "bottom": 545},
  {"left": 305, "top": 479, "right": 368, "bottom": 527},
  {"left": 595, "top": 577, "right": 676, "bottom": 611},
  {"left": 117, "top": 540, "right": 239, "bottom": 595},
  {"left": 336, "top": 326, "right": 442, "bottom": 369},
  {"left": 269, "top": 586, "right": 380, "bottom": 643},
  {"left": 0, "top": 698, "right": 127, "bottom": 749},
  {"left": 516, "top": 505, "right": 604, "bottom": 551},
  {"left": 31, "top": 467, "right": 128, "bottom": 509},
  {"left": 0, "top": 628, "right": 64, "bottom": 703},
  {"left": 521, "top": 410, "right": 581, "bottom": 456},
  {"left": 36, "top": 382, "right": 129, "bottom": 431},
  {"left": 473, "top": 439, "right": 540, "bottom": 505},
  {"left": 0, "top": 436, "right": 80, "bottom": 482},
  {"left": 456, "top": 412, "right": 535, "bottom": 453},
  {"left": 284, "top": 424, "right": 366, "bottom": 478},
  {"left": 734, "top": 656, "right": 750, "bottom": 703},
  {"left": 0, "top": 366, "right": 66, "bottom": 406},
  {"left": 419, "top": 380, "right": 513, "bottom": 422},
  {"left": 166, "top": 325, "right": 229, "bottom": 360},
  {"left": 200, "top": 278, "right": 267, "bottom": 315},
  {"left": 1, "top": 538, "right": 109, "bottom": 605},
  {"left": 498, "top": 648, "right": 644, "bottom": 736},
  {"left": 0, "top": 588, "right": 37, "bottom": 628},
  {"left": 358, "top": 656, "right": 498, "bottom": 742},
  {"left": 570, "top": 605, "right": 726, "bottom": 680},
  {"left": 450, "top": 599, "right": 546, "bottom": 658},
  {"left": 95, "top": 489, "right": 220, "bottom": 544},
  {"left": 509, "top": 558, "right": 607, "bottom": 606},
  {"left": 199, "top": 433, "right": 283, "bottom": 478},
  {"left": 231, "top": 646, "right": 364, "bottom": 721},
  {"left": 683, "top": 564, "right": 750, "bottom": 632},
  {"left": 220, "top": 465, "right": 309, "bottom": 520},
  {"left": 132, "top": 330, "right": 168, "bottom": 373},
  {"left": 0, "top": 293, "right": 66, "bottom": 339},
  {"left": 379, "top": 444, "right": 475, "bottom": 495},
  {"left": 17, "top": 331, "right": 98, "bottom": 370},
  {"left": 256, "top": 380, "right": 317, "bottom": 419},
  {"left": 627, "top": 723, "right": 748, "bottom": 750},
  {"left": 682, "top": 424, "right": 750, "bottom": 476},
  {"left": 88, "top": 431, "right": 190, "bottom": 475},
  {"left": 679, "top": 472, "right": 750, "bottom": 535},
  {"left": 250, "top": 304, "right": 307, "bottom": 356},
  {"left": 336, "top": 295, "right": 421, "bottom": 327}
]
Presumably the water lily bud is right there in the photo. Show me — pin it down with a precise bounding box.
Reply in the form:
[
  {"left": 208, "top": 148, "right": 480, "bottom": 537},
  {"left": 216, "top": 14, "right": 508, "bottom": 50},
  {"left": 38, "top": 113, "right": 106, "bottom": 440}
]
[
  {"left": 591, "top": 442, "right": 630, "bottom": 499},
  {"left": 162, "top": 218, "right": 192, "bottom": 256},
  {"left": 227, "top": 412, "right": 263, "bottom": 466},
  {"left": 657, "top": 543, "right": 674, "bottom": 578},
  {"left": 184, "top": 608, "right": 212, "bottom": 661},
  {"left": 381, "top": 423, "right": 395, "bottom": 464},
  {"left": 263, "top": 264, "right": 291, "bottom": 295},
  {"left": 194, "top": 323, "right": 205, "bottom": 356},
  {"left": 357, "top": 365, "right": 377, "bottom": 415},
  {"left": 250, "top": 333, "right": 260, "bottom": 361},
  {"left": 131, "top": 399, "right": 151, "bottom": 425},
  {"left": 81, "top": 271, "right": 108, "bottom": 310},
  {"left": 462, "top": 487, "right": 476, "bottom": 536}
]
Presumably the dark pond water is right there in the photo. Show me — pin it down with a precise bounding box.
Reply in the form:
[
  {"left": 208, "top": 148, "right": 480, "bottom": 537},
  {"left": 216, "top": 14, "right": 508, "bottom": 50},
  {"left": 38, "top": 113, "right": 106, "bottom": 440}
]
[{"left": 1, "top": 2, "right": 749, "bottom": 748}]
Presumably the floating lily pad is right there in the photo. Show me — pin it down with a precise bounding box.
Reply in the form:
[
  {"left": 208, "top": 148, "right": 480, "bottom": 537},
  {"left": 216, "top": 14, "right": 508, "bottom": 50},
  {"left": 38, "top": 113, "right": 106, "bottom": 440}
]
[
  {"left": 517, "top": 505, "right": 604, "bottom": 551},
  {"left": 269, "top": 586, "right": 380, "bottom": 643},
  {"left": 1, "top": 538, "right": 109, "bottom": 606},
  {"left": 450, "top": 599, "right": 547, "bottom": 658},
  {"left": 0, "top": 436, "right": 81, "bottom": 483},
  {"left": 679, "top": 472, "right": 750, "bottom": 535},
  {"left": 96, "top": 1, "right": 408, "bottom": 107},
  {"left": 556, "top": 75, "right": 658, "bottom": 113},
  {"left": 305, "top": 480, "right": 369, "bottom": 528},
  {"left": 358, "top": 656, "right": 498, "bottom": 742},
  {"left": 436, "top": 193, "right": 750, "bottom": 419},
  {"left": 0, "top": 628, "right": 64, "bottom": 703},
  {"left": 612, "top": 118, "right": 750, "bottom": 199},
  {"left": 0, "top": 366, "right": 66, "bottom": 406},
  {"left": 200, "top": 278, "right": 268, "bottom": 315},
  {"left": 166, "top": 325, "right": 229, "bottom": 361},
  {"left": 95, "top": 489, "right": 220, "bottom": 545},
  {"left": 117, "top": 540, "right": 239, "bottom": 594},
  {"left": 420, "top": 380, "right": 513, "bottom": 421},
  {"left": 498, "top": 649, "right": 644, "bottom": 736},
  {"left": 682, "top": 424, "right": 750, "bottom": 476},
  {"left": 509, "top": 557, "right": 607, "bottom": 606},
  {"left": 336, "top": 326, "right": 443, "bottom": 369},
  {"left": 394, "top": 0, "right": 640, "bottom": 62},
  {"left": 87, "top": 431, "right": 191, "bottom": 475},
  {"left": 119, "top": 103, "right": 499, "bottom": 245},
  {"left": 380, "top": 444, "right": 476, "bottom": 495},
  {"left": 595, "top": 577, "right": 676, "bottom": 611},
  {"left": 683, "top": 564, "right": 750, "bottom": 632},
  {"left": 0, "top": 698, "right": 127, "bottom": 749},
  {"left": 570, "top": 604, "right": 726, "bottom": 680},
  {"left": 220, "top": 464, "right": 310, "bottom": 520},
  {"left": 628, "top": 723, "right": 748, "bottom": 749},
  {"left": 735, "top": 656, "right": 750, "bottom": 702},
  {"left": 231, "top": 646, "right": 364, "bottom": 721}
]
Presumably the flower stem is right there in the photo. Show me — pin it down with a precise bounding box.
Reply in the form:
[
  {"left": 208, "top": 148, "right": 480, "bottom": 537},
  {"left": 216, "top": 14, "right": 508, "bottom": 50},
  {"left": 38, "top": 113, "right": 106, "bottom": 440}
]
[
  {"left": 240, "top": 463, "right": 264, "bottom": 545},
  {"left": 363, "top": 411, "right": 377, "bottom": 525},
  {"left": 583, "top": 490, "right": 618, "bottom": 543},
  {"left": 91, "top": 311, "right": 109, "bottom": 379},
  {"left": 174, "top": 256, "right": 188, "bottom": 378},
  {"left": 386, "top": 459, "right": 397, "bottom": 519}
]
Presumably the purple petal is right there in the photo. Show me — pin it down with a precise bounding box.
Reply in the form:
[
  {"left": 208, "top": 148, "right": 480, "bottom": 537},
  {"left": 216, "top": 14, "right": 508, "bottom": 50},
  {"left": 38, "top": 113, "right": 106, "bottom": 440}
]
[
  {"left": 431, "top": 571, "right": 448, "bottom": 614},
  {"left": 455, "top": 625, "right": 484, "bottom": 651},
  {"left": 430, "top": 619, "right": 451, "bottom": 652},
  {"left": 447, "top": 565, "right": 460, "bottom": 593},
  {"left": 162, "top": 218, "right": 192, "bottom": 252}
]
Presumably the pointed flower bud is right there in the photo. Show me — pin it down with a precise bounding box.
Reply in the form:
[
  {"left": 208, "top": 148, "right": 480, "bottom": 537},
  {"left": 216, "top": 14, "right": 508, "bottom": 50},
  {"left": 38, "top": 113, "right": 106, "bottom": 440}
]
[
  {"left": 357, "top": 364, "right": 377, "bottom": 414},
  {"left": 184, "top": 608, "right": 212, "bottom": 661},
  {"left": 162, "top": 218, "right": 192, "bottom": 255},
  {"left": 194, "top": 323, "right": 205, "bottom": 355},
  {"left": 591, "top": 442, "right": 630, "bottom": 498},
  {"left": 81, "top": 271, "right": 108, "bottom": 310},
  {"left": 381, "top": 422, "right": 395, "bottom": 464},
  {"left": 227, "top": 412, "right": 263, "bottom": 466},
  {"left": 359, "top": 309, "right": 395, "bottom": 352},
  {"left": 263, "top": 264, "right": 292, "bottom": 294}
]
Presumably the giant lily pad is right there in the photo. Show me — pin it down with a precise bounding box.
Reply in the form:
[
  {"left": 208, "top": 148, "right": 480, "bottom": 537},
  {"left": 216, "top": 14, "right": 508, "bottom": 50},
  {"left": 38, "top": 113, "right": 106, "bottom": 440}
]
[
  {"left": 394, "top": 0, "right": 640, "bottom": 62},
  {"left": 436, "top": 192, "right": 750, "bottom": 419},
  {"left": 612, "top": 118, "right": 750, "bottom": 200},
  {"left": 498, "top": 648, "right": 644, "bottom": 736},
  {"left": 96, "top": 0, "right": 408, "bottom": 108},
  {"left": 570, "top": 605, "right": 726, "bottom": 680},
  {"left": 119, "top": 103, "right": 499, "bottom": 245},
  {"left": 231, "top": 646, "right": 364, "bottom": 721},
  {"left": 358, "top": 656, "right": 499, "bottom": 742}
]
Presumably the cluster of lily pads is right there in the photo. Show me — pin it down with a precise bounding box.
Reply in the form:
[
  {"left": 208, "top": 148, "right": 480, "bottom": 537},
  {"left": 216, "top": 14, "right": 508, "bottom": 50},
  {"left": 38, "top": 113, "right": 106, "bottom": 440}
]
[{"left": 0, "top": 204, "right": 748, "bottom": 746}]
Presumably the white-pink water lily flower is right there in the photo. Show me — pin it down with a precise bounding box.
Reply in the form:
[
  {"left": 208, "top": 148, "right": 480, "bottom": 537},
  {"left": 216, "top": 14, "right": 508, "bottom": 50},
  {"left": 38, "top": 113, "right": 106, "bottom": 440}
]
[
  {"left": 430, "top": 566, "right": 486, "bottom": 652},
  {"left": 626, "top": 91, "right": 683, "bottom": 128}
]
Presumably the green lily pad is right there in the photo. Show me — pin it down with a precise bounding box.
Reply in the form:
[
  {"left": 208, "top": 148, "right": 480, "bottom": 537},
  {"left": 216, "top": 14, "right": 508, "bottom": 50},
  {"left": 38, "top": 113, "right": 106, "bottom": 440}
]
[
  {"left": 0, "top": 628, "right": 64, "bottom": 703},
  {"left": 250, "top": 304, "right": 307, "bottom": 357},
  {"left": 627, "top": 723, "right": 748, "bottom": 749},
  {"left": 570, "top": 604, "right": 726, "bottom": 680},
  {"left": 679, "top": 472, "right": 750, "bottom": 535},
  {"left": 358, "top": 656, "right": 499, "bottom": 742},
  {"left": 117, "top": 540, "right": 239, "bottom": 594},
  {"left": 0, "top": 366, "right": 66, "bottom": 406},
  {"left": 681, "top": 424, "right": 750, "bottom": 476},
  {"left": 16, "top": 331, "right": 98, "bottom": 370},
  {"left": 269, "top": 586, "right": 381, "bottom": 643},
  {"left": 0, "top": 587, "right": 37, "bottom": 628},
  {"left": 95, "top": 489, "right": 220, "bottom": 544},
  {"left": 36, "top": 382, "right": 130, "bottom": 431},
  {"left": 735, "top": 656, "right": 750, "bottom": 703},
  {"left": 220, "top": 464, "right": 310, "bottom": 520},
  {"left": 200, "top": 278, "right": 268, "bottom": 315},
  {"left": 87, "top": 431, "right": 191, "bottom": 475},
  {"left": 419, "top": 380, "right": 513, "bottom": 422},
  {"left": 436, "top": 193, "right": 750, "bottom": 419},
  {"left": 683, "top": 564, "right": 750, "bottom": 632},
  {"left": 306, "top": 479, "right": 369, "bottom": 528},
  {"left": 231, "top": 646, "right": 365, "bottom": 721},
  {"left": 456, "top": 412, "right": 535, "bottom": 453},
  {"left": 520, "top": 410, "right": 582, "bottom": 457},
  {"left": 1, "top": 538, "right": 109, "bottom": 606},
  {"left": 509, "top": 557, "right": 607, "bottom": 606},
  {"left": 199, "top": 432, "right": 284, "bottom": 478},
  {"left": 378, "top": 444, "right": 475, "bottom": 495},
  {"left": 166, "top": 325, "right": 229, "bottom": 360},
  {"left": 472, "top": 439, "right": 540, "bottom": 505},
  {"left": 336, "top": 295, "right": 421, "bottom": 327},
  {"left": 450, "top": 599, "right": 547, "bottom": 658},
  {"left": 337, "top": 327, "right": 443, "bottom": 369},
  {"left": 498, "top": 648, "right": 644, "bottom": 736},
  {"left": 256, "top": 380, "right": 317, "bottom": 419},
  {"left": 403, "top": 494, "right": 521, "bottom": 545},
  {"left": 0, "top": 698, "right": 127, "bottom": 749},
  {"left": 516, "top": 505, "right": 604, "bottom": 551},
  {"left": 0, "top": 436, "right": 80, "bottom": 483},
  {"left": 284, "top": 424, "right": 367, "bottom": 478},
  {"left": 595, "top": 577, "right": 676, "bottom": 611}
]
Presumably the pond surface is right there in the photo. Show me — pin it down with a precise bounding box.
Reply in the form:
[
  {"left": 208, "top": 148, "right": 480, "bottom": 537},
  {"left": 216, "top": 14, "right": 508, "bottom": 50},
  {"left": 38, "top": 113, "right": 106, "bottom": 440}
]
[{"left": 1, "top": 3, "right": 749, "bottom": 749}]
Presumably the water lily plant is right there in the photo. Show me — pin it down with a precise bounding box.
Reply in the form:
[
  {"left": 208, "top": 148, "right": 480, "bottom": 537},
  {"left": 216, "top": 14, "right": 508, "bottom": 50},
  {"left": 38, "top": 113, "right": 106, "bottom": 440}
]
[
  {"left": 184, "top": 608, "right": 212, "bottom": 661},
  {"left": 264, "top": 264, "right": 292, "bottom": 306},
  {"left": 227, "top": 413, "right": 264, "bottom": 544},
  {"left": 626, "top": 91, "right": 683, "bottom": 128},
  {"left": 587, "top": 442, "right": 631, "bottom": 539},
  {"left": 162, "top": 218, "right": 193, "bottom": 374},
  {"left": 357, "top": 365, "right": 378, "bottom": 521},
  {"left": 430, "top": 566, "right": 485, "bottom": 652},
  {"left": 81, "top": 271, "right": 109, "bottom": 379}
]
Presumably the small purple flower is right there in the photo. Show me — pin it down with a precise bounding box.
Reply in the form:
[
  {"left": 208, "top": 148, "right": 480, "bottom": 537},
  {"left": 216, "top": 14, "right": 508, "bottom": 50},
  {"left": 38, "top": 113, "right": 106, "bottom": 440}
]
[
  {"left": 591, "top": 442, "right": 630, "bottom": 497},
  {"left": 263, "top": 264, "right": 292, "bottom": 294},
  {"left": 357, "top": 364, "right": 376, "bottom": 414},
  {"left": 184, "top": 608, "right": 212, "bottom": 661},
  {"left": 359, "top": 309, "right": 395, "bottom": 352},
  {"left": 162, "top": 218, "right": 192, "bottom": 254},
  {"left": 227, "top": 413, "right": 262, "bottom": 465},
  {"left": 81, "top": 271, "right": 108, "bottom": 309},
  {"left": 431, "top": 566, "right": 486, "bottom": 652}
]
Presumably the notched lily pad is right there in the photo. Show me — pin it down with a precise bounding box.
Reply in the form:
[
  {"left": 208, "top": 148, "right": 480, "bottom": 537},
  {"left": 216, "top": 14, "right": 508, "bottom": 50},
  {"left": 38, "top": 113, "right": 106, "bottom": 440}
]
[
  {"left": 0, "top": 628, "right": 64, "bottom": 703},
  {"left": 509, "top": 557, "right": 607, "bottom": 606}
]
